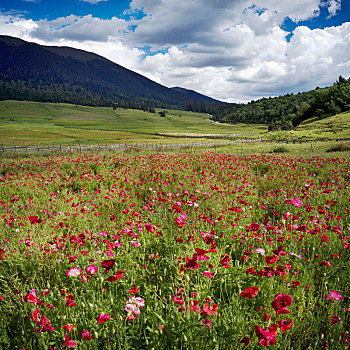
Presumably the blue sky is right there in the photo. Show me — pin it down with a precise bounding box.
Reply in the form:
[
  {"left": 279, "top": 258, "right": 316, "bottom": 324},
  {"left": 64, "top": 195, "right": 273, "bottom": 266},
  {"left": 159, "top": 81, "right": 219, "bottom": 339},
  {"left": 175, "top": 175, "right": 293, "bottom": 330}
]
[{"left": 0, "top": 0, "right": 349, "bottom": 102}]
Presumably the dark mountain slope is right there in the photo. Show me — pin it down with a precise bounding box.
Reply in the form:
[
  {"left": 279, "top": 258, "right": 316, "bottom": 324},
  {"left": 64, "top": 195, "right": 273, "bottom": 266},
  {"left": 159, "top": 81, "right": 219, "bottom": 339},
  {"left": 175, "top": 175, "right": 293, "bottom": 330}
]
[
  {"left": 171, "top": 87, "right": 220, "bottom": 103},
  {"left": 0, "top": 35, "right": 220, "bottom": 110}
]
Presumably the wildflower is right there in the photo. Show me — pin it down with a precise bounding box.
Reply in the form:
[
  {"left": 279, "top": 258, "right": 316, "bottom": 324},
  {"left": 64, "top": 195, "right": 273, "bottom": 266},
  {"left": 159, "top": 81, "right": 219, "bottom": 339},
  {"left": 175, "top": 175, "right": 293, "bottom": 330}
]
[
  {"left": 271, "top": 293, "right": 293, "bottom": 315},
  {"left": 255, "top": 325, "right": 278, "bottom": 347},
  {"left": 240, "top": 287, "right": 259, "bottom": 298},
  {"left": 100, "top": 259, "right": 116, "bottom": 274},
  {"left": 278, "top": 319, "right": 293, "bottom": 331},
  {"left": 23, "top": 289, "right": 39, "bottom": 304},
  {"left": 79, "top": 329, "right": 93, "bottom": 341},
  {"left": 330, "top": 315, "right": 341, "bottom": 327},
  {"left": 62, "top": 334, "right": 77, "bottom": 348},
  {"left": 203, "top": 318, "right": 211, "bottom": 328},
  {"left": 203, "top": 271, "right": 215, "bottom": 278},
  {"left": 96, "top": 313, "right": 111, "bottom": 323},
  {"left": 128, "top": 284, "right": 139, "bottom": 294},
  {"left": 85, "top": 265, "right": 98, "bottom": 274},
  {"left": 325, "top": 290, "right": 343, "bottom": 301},
  {"left": 62, "top": 324, "right": 76, "bottom": 333},
  {"left": 239, "top": 336, "right": 250, "bottom": 346},
  {"left": 290, "top": 198, "right": 302, "bottom": 208},
  {"left": 220, "top": 254, "right": 231, "bottom": 268},
  {"left": 66, "top": 267, "right": 83, "bottom": 278},
  {"left": 125, "top": 296, "right": 145, "bottom": 319},
  {"left": 253, "top": 248, "right": 265, "bottom": 256},
  {"left": 265, "top": 255, "right": 279, "bottom": 264},
  {"left": 202, "top": 303, "right": 218, "bottom": 315}
]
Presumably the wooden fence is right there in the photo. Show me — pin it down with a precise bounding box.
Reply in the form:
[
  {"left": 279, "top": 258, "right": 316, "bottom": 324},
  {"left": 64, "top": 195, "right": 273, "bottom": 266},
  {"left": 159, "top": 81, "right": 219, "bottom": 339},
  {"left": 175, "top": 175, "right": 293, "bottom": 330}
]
[
  {"left": 0, "top": 140, "right": 256, "bottom": 154},
  {"left": 1, "top": 137, "right": 349, "bottom": 154}
]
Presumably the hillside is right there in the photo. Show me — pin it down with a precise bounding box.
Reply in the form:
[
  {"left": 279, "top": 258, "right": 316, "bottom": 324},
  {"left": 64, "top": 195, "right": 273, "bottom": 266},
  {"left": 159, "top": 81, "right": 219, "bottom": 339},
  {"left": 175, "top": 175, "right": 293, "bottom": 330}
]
[
  {"left": 215, "top": 76, "right": 350, "bottom": 129},
  {"left": 0, "top": 35, "right": 220, "bottom": 111}
]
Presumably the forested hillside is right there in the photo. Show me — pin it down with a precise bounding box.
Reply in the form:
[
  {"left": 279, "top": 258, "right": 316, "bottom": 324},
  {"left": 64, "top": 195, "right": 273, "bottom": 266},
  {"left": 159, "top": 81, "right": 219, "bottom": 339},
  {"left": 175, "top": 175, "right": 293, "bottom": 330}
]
[
  {"left": 214, "top": 76, "right": 350, "bottom": 129},
  {"left": 0, "top": 35, "right": 221, "bottom": 113}
]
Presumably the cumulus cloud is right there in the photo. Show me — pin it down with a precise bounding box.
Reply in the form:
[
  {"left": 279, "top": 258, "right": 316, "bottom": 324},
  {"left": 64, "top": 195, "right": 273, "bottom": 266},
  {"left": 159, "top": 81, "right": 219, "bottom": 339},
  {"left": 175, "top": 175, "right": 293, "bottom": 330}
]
[
  {"left": 31, "top": 14, "right": 127, "bottom": 42},
  {"left": 324, "top": 0, "right": 341, "bottom": 17},
  {"left": 0, "top": 0, "right": 349, "bottom": 102}
]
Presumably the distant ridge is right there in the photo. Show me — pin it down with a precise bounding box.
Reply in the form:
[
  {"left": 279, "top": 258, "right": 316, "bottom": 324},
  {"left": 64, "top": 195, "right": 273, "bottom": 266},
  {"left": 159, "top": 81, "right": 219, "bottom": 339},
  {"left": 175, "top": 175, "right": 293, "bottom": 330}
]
[
  {"left": 0, "top": 35, "right": 222, "bottom": 111},
  {"left": 170, "top": 87, "right": 219, "bottom": 103}
]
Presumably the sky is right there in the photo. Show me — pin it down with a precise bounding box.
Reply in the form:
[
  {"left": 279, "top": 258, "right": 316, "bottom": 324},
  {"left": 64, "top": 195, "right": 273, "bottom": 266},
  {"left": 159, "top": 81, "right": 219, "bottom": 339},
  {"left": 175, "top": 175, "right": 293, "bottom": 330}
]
[{"left": 0, "top": 0, "right": 349, "bottom": 102}]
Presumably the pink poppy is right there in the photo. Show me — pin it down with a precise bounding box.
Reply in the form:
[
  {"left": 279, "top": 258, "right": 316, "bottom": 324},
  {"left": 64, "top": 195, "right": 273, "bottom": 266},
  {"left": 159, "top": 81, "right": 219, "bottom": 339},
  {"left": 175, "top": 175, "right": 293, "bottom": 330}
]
[
  {"left": 85, "top": 265, "right": 98, "bottom": 274},
  {"left": 62, "top": 334, "right": 77, "bottom": 348},
  {"left": 325, "top": 290, "right": 343, "bottom": 301},
  {"left": 66, "top": 267, "right": 83, "bottom": 278},
  {"left": 290, "top": 198, "right": 302, "bottom": 208},
  {"left": 80, "top": 329, "right": 93, "bottom": 341},
  {"left": 255, "top": 325, "right": 278, "bottom": 347}
]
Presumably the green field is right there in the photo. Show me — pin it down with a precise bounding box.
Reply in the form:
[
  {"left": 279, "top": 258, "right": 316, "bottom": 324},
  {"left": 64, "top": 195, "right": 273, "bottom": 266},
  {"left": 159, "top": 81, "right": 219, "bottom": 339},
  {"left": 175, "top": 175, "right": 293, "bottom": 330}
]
[
  {"left": 0, "top": 100, "right": 349, "bottom": 147},
  {"left": 0, "top": 100, "right": 265, "bottom": 146},
  {"left": 267, "top": 111, "right": 350, "bottom": 140}
]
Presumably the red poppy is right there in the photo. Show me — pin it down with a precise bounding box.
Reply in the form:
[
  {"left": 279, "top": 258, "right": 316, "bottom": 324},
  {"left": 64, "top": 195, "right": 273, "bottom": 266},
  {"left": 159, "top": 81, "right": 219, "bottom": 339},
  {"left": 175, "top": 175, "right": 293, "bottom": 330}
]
[
  {"left": 96, "top": 313, "right": 111, "bottom": 323},
  {"left": 330, "top": 315, "right": 341, "bottom": 327},
  {"left": 203, "top": 318, "right": 212, "bottom": 328},
  {"left": 271, "top": 293, "right": 292, "bottom": 315},
  {"left": 240, "top": 287, "right": 259, "bottom": 298},
  {"left": 278, "top": 319, "right": 293, "bottom": 331},
  {"left": 128, "top": 284, "right": 139, "bottom": 294},
  {"left": 255, "top": 325, "right": 278, "bottom": 347},
  {"left": 202, "top": 303, "right": 218, "bottom": 315},
  {"left": 265, "top": 255, "right": 279, "bottom": 264},
  {"left": 100, "top": 259, "right": 116, "bottom": 274},
  {"left": 62, "top": 324, "right": 76, "bottom": 333}
]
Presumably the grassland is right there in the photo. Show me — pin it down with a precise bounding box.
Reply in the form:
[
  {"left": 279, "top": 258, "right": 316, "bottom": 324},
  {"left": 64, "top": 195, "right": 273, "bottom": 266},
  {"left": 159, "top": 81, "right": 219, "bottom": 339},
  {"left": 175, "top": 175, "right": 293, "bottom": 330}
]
[
  {"left": 0, "top": 100, "right": 265, "bottom": 146},
  {"left": 0, "top": 100, "right": 349, "bottom": 148}
]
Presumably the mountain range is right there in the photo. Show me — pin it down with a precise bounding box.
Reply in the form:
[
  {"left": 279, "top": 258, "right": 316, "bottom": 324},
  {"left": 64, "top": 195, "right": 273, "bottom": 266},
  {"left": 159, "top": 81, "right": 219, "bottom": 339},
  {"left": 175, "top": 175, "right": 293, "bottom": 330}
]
[{"left": 0, "top": 35, "right": 221, "bottom": 111}]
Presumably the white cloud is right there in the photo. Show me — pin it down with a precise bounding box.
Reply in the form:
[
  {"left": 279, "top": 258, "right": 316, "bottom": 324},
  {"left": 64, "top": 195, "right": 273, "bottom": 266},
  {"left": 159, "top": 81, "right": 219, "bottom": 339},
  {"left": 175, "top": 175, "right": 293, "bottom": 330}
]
[
  {"left": 31, "top": 15, "right": 127, "bottom": 42},
  {"left": 324, "top": 0, "right": 341, "bottom": 18},
  {"left": 0, "top": 1, "right": 349, "bottom": 102}
]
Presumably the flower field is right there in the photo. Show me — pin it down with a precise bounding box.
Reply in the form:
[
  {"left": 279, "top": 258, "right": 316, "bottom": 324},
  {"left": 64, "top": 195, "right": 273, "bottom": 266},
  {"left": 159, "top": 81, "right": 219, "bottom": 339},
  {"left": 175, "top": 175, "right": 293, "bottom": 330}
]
[{"left": 0, "top": 151, "right": 349, "bottom": 349}]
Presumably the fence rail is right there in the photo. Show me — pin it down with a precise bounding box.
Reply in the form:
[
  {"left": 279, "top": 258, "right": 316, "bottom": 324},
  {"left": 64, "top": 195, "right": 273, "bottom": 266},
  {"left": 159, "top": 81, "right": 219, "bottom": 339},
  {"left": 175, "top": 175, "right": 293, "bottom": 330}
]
[
  {"left": 0, "top": 140, "right": 251, "bottom": 154},
  {"left": 1, "top": 137, "right": 349, "bottom": 154}
]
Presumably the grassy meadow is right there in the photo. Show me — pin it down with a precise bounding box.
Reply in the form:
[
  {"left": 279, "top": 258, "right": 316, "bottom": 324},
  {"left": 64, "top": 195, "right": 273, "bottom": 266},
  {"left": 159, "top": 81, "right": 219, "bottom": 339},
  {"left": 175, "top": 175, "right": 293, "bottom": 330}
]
[
  {"left": 1, "top": 100, "right": 349, "bottom": 149},
  {"left": 0, "top": 142, "right": 349, "bottom": 349},
  {"left": 0, "top": 100, "right": 265, "bottom": 146},
  {"left": 0, "top": 100, "right": 349, "bottom": 349}
]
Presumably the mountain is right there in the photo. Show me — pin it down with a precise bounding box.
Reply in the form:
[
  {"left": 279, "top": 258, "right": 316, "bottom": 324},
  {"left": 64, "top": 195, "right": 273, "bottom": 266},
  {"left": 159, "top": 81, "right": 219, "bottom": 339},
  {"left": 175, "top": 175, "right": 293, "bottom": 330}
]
[
  {"left": 170, "top": 87, "right": 219, "bottom": 103},
  {"left": 0, "top": 35, "right": 221, "bottom": 111}
]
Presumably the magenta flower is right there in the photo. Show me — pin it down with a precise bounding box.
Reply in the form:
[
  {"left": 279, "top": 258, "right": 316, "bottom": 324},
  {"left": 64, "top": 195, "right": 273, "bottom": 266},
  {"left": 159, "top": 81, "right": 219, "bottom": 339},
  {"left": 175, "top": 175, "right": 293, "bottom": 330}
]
[
  {"left": 80, "top": 329, "right": 93, "bottom": 341},
  {"left": 63, "top": 334, "right": 77, "bottom": 348},
  {"left": 96, "top": 313, "right": 111, "bottom": 323},
  {"left": 85, "top": 265, "right": 98, "bottom": 274},
  {"left": 66, "top": 267, "right": 83, "bottom": 277},
  {"left": 255, "top": 325, "right": 278, "bottom": 347},
  {"left": 290, "top": 198, "right": 302, "bottom": 208},
  {"left": 325, "top": 290, "right": 343, "bottom": 301}
]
